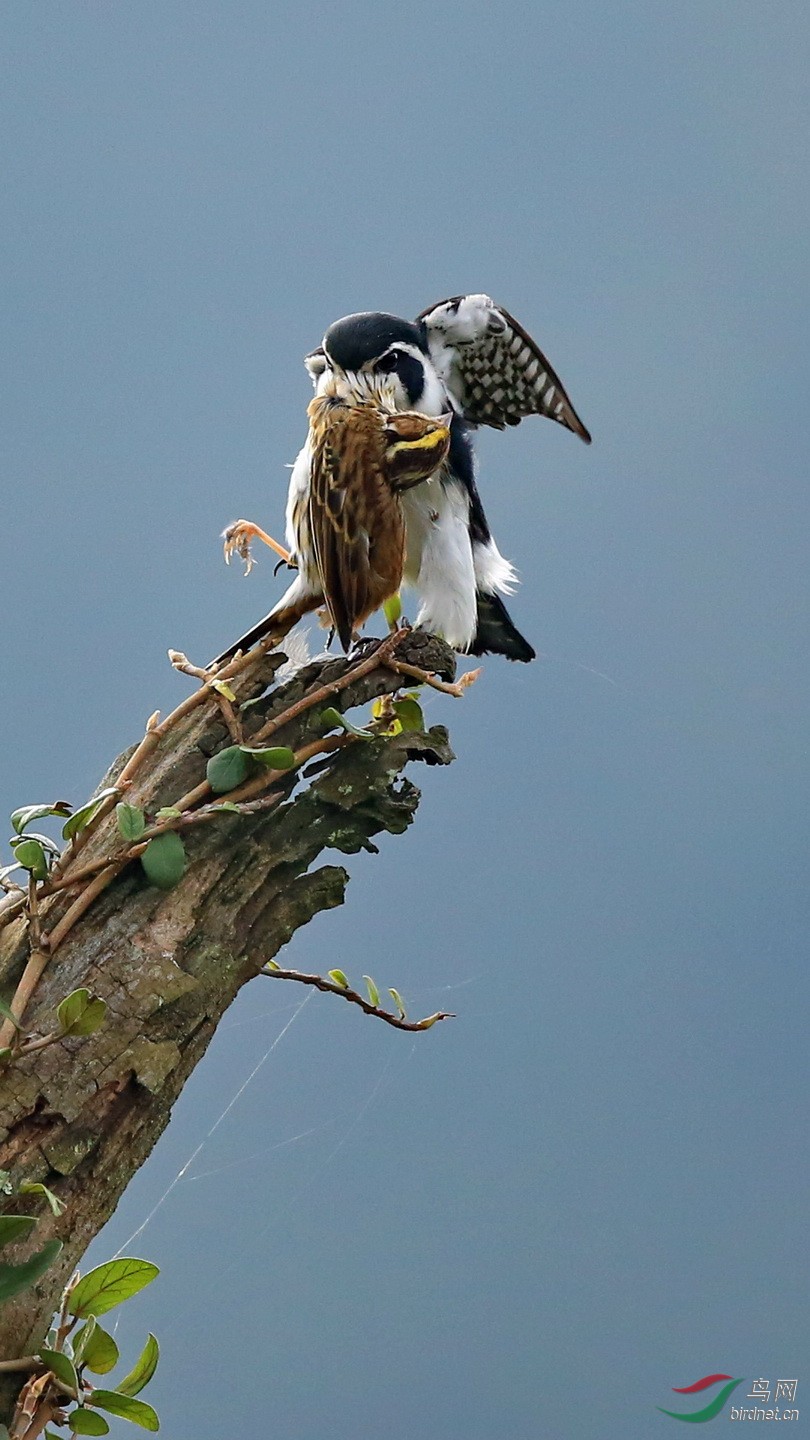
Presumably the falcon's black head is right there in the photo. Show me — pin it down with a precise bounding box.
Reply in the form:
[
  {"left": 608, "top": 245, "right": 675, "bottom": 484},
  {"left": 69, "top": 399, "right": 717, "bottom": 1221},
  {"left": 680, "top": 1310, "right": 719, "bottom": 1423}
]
[{"left": 307, "top": 311, "right": 436, "bottom": 410}]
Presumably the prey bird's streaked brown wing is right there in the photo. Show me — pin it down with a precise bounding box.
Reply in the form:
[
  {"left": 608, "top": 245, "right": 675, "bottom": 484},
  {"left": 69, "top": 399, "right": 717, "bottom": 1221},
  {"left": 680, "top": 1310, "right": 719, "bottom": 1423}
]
[
  {"left": 307, "top": 397, "right": 406, "bottom": 652},
  {"left": 417, "top": 294, "right": 591, "bottom": 442}
]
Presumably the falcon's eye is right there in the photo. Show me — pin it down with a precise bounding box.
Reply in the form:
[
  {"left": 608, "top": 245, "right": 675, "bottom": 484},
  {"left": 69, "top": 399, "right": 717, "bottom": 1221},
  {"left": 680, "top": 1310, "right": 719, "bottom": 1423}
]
[{"left": 375, "top": 348, "right": 425, "bottom": 405}]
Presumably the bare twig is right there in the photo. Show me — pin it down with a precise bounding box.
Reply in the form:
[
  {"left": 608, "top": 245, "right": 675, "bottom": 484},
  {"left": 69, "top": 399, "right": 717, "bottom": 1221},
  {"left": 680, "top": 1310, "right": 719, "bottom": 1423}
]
[
  {"left": 52, "top": 635, "right": 281, "bottom": 881},
  {"left": 260, "top": 964, "right": 454, "bottom": 1032},
  {"left": 0, "top": 894, "right": 30, "bottom": 931},
  {"left": 0, "top": 880, "right": 50, "bottom": 1047},
  {"left": 388, "top": 658, "right": 482, "bottom": 698},
  {"left": 45, "top": 865, "right": 121, "bottom": 954},
  {"left": 250, "top": 627, "right": 407, "bottom": 744},
  {"left": 168, "top": 651, "right": 243, "bottom": 740}
]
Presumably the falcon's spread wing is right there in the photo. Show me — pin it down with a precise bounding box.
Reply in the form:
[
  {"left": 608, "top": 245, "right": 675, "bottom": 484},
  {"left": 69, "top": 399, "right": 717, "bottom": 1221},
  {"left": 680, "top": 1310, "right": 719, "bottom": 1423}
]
[{"left": 417, "top": 294, "right": 591, "bottom": 442}]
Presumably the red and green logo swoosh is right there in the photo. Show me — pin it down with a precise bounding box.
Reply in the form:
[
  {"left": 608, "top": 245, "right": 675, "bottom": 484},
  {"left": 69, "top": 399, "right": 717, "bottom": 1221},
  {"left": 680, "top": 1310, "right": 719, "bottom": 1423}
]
[{"left": 658, "top": 1374, "right": 745, "bottom": 1422}]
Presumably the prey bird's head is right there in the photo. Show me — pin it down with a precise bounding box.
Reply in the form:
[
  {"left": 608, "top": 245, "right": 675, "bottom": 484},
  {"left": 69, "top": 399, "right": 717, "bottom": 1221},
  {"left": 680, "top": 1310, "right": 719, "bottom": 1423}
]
[
  {"left": 382, "top": 411, "right": 452, "bottom": 489},
  {"left": 306, "top": 311, "right": 449, "bottom": 417}
]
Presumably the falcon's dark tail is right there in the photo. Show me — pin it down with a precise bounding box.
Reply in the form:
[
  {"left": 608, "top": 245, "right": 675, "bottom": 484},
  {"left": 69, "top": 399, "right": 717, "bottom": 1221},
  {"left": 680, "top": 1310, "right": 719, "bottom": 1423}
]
[{"left": 468, "top": 591, "right": 536, "bottom": 663}]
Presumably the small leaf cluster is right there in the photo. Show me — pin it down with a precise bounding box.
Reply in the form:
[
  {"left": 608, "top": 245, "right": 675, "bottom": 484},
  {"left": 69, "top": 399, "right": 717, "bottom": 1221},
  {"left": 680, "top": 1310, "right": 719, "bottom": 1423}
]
[
  {"left": 205, "top": 742, "right": 297, "bottom": 795},
  {"left": 35, "top": 1259, "right": 161, "bottom": 1434},
  {"left": 370, "top": 691, "right": 425, "bottom": 736},
  {"left": 110, "top": 804, "right": 184, "bottom": 891},
  {"left": 4, "top": 793, "right": 119, "bottom": 887},
  {"left": 268, "top": 961, "right": 425, "bottom": 1025},
  {"left": 317, "top": 689, "right": 424, "bottom": 745}
]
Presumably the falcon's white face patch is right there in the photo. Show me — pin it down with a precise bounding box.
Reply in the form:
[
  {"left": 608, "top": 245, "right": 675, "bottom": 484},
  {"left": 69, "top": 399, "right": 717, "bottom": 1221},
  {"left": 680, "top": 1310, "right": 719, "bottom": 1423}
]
[
  {"left": 311, "top": 343, "right": 453, "bottom": 421},
  {"left": 313, "top": 363, "right": 397, "bottom": 410}
]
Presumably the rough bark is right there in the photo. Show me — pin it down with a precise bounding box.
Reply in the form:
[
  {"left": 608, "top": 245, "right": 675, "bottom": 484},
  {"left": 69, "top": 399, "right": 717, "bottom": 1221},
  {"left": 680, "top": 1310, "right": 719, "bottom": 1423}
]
[{"left": 0, "top": 630, "right": 456, "bottom": 1415}]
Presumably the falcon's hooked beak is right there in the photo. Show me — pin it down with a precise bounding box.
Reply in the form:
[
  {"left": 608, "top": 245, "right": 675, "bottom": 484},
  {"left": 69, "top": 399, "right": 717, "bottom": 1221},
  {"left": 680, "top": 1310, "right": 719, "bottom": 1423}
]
[{"left": 383, "top": 412, "right": 453, "bottom": 489}]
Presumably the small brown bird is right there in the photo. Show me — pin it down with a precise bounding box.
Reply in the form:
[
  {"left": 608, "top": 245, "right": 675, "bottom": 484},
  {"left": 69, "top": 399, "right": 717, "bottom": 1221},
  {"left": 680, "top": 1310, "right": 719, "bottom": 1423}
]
[{"left": 221, "top": 395, "right": 451, "bottom": 656}]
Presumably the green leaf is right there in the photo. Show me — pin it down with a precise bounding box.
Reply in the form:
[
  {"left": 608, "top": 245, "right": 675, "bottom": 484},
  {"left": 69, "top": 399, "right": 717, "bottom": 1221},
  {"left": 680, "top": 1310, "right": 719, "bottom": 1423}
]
[
  {"left": 154, "top": 808, "right": 182, "bottom": 822},
  {"left": 206, "top": 746, "right": 249, "bottom": 793},
  {"left": 69, "top": 1409, "right": 110, "bottom": 1435},
  {"left": 363, "top": 975, "right": 380, "bottom": 1007},
  {"left": 211, "top": 679, "right": 237, "bottom": 702},
  {"left": 0, "top": 1238, "right": 62, "bottom": 1303},
  {"left": 0, "top": 1215, "right": 37, "bottom": 1250},
  {"left": 212, "top": 802, "right": 240, "bottom": 813},
  {"left": 0, "top": 999, "right": 20, "bottom": 1031},
  {"left": 140, "top": 834, "right": 186, "bottom": 891},
  {"left": 69, "top": 1001, "right": 107, "bottom": 1038},
  {"left": 69, "top": 1259, "right": 159, "bottom": 1319},
  {"left": 116, "top": 804, "right": 146, "bottom": 842},
  {"left": 320, "top": 707, "right": 374, "bottom": 739},
  {"left": 382, "top": 592, "right": 402, "bottom": 626},
  {"left": 71, "top": 1316, "right": 97, "bottom": 1366},
  {"left": 10, "top": 839, "right": 48, "bottom": 880},
  {"left": 10, "top": 803, "right": 71, "bottom": 835},
  {"left": 18, "top": 1181, "right": 65, "bottom": 1217},
  {"left": 62, "top": 790, "right": 118, "bottom": 842},
  {"left": 57, "top": 989, "right": 107, "bottom": 1037},
  {"left": 328, "top": 969, "right": 349, "bottom": 990},
  {"left": 389, "top": 988, "right": 407, "bottom": 1019},
  {"left": 57, "top": 987, "right": 91, "bottom": 1032},
  {"left": 118, "top": 1333, "right": 159, "bottom": 1396},
  {"left": 39, "top": 1348, "right": 79, "bottom": 1395},
  {"left": 78, "top": 1322, "right": 119, "bottom": 1375},
  {"left": 392, "top": 697, "right": 424, "bottom": 732},
  {"left": 0, "top": 1050, "right": 12, "bottom": 1067},
  {"left": 238, "top": 744, "right": 296, "bottom": 770},
  {"left": 10, "top": 832, "right": 62, "bottom": 856},
  {"left": 89, "top": 1392, "right": 160, "bottom": 1431}
]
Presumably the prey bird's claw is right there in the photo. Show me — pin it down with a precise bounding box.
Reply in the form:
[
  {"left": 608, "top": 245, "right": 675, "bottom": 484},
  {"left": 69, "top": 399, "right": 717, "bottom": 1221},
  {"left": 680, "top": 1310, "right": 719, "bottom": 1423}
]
[
  {"left": 222, "top": 519, "right": 257, "bottom": 576},
  {"left": 222, "top": 519, "right": 292, "bottom": 577}
]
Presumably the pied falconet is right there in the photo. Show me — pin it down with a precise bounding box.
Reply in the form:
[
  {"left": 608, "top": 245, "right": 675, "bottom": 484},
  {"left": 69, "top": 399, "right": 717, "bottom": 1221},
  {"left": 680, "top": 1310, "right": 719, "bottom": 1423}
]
[{"left": 222, "top": 294, "right": 590, "bottom": 662}]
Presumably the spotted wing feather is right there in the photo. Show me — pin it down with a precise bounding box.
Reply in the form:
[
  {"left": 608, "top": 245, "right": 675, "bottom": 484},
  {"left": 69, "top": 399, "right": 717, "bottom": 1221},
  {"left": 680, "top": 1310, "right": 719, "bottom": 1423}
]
[{"left": 417, "top": 293, "right": 591, "bottom": 441}]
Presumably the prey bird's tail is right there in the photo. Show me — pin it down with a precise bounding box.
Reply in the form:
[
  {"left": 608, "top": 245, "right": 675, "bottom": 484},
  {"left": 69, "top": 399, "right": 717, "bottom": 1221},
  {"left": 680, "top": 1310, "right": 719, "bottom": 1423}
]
[
  {"left": 211, "top": 575, "right": 321, "bottom": 667},
  {"left": 469, "top": 591, "right": 536, "bottom": 663}
]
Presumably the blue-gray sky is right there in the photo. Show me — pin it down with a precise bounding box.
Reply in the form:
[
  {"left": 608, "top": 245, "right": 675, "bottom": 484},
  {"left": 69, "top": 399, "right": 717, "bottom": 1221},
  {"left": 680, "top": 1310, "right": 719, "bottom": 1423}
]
[{"left": 2, "top": 3, "right": 808, "bottom": 1435}]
